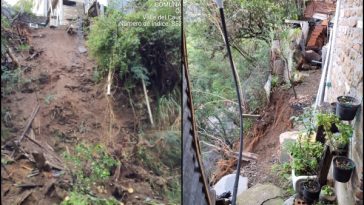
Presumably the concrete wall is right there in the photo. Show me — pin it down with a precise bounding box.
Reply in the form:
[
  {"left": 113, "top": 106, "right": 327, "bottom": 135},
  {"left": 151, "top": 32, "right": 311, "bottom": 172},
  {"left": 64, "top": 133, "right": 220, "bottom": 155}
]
[{"left": 324, "top": 0, "right": 363, "bottom": 204}]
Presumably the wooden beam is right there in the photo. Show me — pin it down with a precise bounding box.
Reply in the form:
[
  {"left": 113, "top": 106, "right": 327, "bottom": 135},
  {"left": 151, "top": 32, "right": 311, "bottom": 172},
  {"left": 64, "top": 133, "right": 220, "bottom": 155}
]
[{"left": 318, "top": 145, "right": 333, "bottom": 186}]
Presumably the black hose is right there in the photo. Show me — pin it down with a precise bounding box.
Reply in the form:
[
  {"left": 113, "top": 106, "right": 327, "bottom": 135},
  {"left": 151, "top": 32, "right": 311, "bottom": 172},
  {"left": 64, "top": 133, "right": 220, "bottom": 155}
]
[{"left": 218, "top": 8, "right": 244, "bottom": 205}]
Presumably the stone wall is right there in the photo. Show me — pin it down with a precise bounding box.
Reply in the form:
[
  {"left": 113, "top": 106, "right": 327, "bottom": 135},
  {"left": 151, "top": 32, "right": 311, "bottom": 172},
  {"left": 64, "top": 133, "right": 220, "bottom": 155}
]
[{"left": 325, "top": 0, "right": 363, "bottom": 204}]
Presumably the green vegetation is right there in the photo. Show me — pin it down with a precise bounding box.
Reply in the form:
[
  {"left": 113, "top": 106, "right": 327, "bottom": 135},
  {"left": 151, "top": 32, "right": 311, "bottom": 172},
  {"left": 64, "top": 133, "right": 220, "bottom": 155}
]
[
  {"left": 271, "top": 162, "right": 295, "bottom": 197},
  {"left": 13, "top": 0, "right": 34, "bottom": 13},
  {"left": 1, "top": 67, "right": 26, "bottom": 96},
  {"left": 1, "top": 15, "right": 10, "bottom": 55},
  {"left": 86, "top": 1, "right": 181, "bottom": 203},
  {"left": 291, "top": 108, "right": 317, "bottom": 137},
  {"left": 61, "top": 191, "right": 119, "bottom": 205},
  {"left": 44, "top": 93, "right": 55, "bottom": 105},
  {"left": 316, "top": 112, "right": 353, "bottom": 150},
  {"left": 61, "top": 143, "right": 121, "bottom": 204},
  {"left": 284, "top": 137, "right": 324, "bottom": 176},
  {"left": 17, "top": 44, "right": 30, "bottom": 52},
  {"left": 136, "top": 131, "right": 181, "bottom": 204},
  {"left": 321, "top": 185, "right": 335, "bottom": 196},
  {"left": 156, "top": 89, "right": 181, "bottom": 129},
  {"left": 186, "top": 0, "right": 300, "bottom": 153},
  {"left": 63, "top": 144, "right": 118, "bottom": 194},
  {"left": 87, "top": 0, "right": 180, "bottom": 96}
]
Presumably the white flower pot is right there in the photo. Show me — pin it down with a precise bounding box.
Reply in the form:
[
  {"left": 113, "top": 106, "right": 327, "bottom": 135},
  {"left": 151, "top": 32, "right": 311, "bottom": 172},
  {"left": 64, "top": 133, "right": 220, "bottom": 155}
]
[{"left": 291, "top": 169, "right": 317, "bottom": 192}]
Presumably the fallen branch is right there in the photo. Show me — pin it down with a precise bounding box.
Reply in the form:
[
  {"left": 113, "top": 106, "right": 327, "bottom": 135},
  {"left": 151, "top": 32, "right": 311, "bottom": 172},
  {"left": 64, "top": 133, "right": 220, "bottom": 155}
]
[
  {"left": 142, "top": 78, "right": 154, "bottom": 127},
  {"left": 26, "top": 50, "right": 43, "bottom": 61},
  {"left": 7, "top": 47, "right": 20, "bottom": 68},
  {"left": 16, "top": 183, "right": 43, "bottom": 188},
  {"left": 17, "top": 104, "right": 40, "bottom": 143}
]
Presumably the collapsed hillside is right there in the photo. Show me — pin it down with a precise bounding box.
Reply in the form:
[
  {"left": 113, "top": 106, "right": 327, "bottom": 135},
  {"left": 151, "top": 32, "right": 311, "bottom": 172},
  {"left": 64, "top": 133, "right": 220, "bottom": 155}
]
[{"left": 1, "top": 7, "right": 180, "bottom": 205}]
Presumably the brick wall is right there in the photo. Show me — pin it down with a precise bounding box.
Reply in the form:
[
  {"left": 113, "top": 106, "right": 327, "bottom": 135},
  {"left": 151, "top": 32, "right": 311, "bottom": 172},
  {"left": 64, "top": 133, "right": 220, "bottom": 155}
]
[{"left": 325, "top": 0, "right": 363, "bottom": 204}]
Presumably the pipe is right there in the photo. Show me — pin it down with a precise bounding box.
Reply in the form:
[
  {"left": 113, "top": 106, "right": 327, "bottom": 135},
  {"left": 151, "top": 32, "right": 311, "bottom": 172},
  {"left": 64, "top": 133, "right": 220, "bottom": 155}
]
[
  {"left": 314, "top": 29, "right": 333, "bottom": 109},
  {"left": 314, "top": 0, "right": 341, "bottom": 109},
  {"left": 324, "top": 0, "right": 341, "bottom": 102},
  {"left": 215, "top": 0, "right": 244, "bottom": 204}
]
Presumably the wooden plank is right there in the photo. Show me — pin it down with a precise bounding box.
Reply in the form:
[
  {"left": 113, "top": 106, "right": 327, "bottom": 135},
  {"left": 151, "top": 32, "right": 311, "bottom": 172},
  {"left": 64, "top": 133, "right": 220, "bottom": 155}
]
[{"left": 318, "top": 145, "right": 333, "bottom": 186}]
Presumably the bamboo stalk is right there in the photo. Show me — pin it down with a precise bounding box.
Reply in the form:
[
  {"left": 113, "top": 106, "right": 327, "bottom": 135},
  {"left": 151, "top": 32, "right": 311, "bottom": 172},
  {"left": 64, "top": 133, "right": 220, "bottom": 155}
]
[{"left": 142, "top": 78, "right": 154, "bottom": 127}]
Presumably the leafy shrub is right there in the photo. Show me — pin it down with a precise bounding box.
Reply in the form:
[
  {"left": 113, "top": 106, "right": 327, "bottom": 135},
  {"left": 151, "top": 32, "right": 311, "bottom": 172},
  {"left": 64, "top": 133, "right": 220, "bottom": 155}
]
[
  {"left": 291, "top": 108, "right": 317, "bottom": 137},
  {"left": 316, "top": 112, "right": 353, "bottom": 150},
  {"left": 61, "top": 191, "right": 119, "bottom": 205},
  {"left": 63, "top": 144, "right": 118, "bottom": 193},
  {"left": 284, "top": 138, "right": 324, "bottom": 175},
  {"left": 87, "top": 2, "right": 180, "bottom": 96},
  {"left": 321, "top": 185, "right": 335, "bottom": 197},
  {"left": 271, "top": 162, "right": 295, "bottom": 197},
  {"left": 13, "top": 0, "right": 34, "bottom": 13},
  {"left": 136, "top": 131, "right": 181, "bottom": 204}
]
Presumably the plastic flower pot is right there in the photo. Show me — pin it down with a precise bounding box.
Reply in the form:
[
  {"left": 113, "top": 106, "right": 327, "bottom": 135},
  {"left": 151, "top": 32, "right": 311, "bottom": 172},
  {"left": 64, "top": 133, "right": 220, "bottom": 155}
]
[
  {"left": 302, "top": 179, "right": 321, "bottom": 203},
  {"left": 333, "top": 156, "right": 355, "bottom": 183},
  {"left": 291, "top": 169, "right": 317, "bottom": 192},
  {"left": 336, "top": 96, "right": 360, "bottom": 121}
]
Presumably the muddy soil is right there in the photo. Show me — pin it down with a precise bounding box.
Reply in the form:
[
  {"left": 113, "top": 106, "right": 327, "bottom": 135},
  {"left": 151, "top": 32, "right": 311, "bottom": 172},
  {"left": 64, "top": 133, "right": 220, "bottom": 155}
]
[
  {"left": 241, "top": 69, "right": 322, "bottom": 188},
  {"left": 1, "top": 27, "right": 165, "bottom": 205}
]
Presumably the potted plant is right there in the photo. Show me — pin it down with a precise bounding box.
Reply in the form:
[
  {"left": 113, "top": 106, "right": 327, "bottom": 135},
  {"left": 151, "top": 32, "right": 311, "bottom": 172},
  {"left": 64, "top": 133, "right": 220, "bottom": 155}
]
[
  {"left": 327, "top": 122, "right": 353, "bottom": 156},
  {"left": 319, "top": 185, "right": 336, "bottom": 203},
  {"left": 316, "top": 112, "right": 339, "bottom": 144},
  {"left": 336, "top": 96, "right": 361, "bottom": 121},
  {"left": 302, "top": 179, "right": 321, "bottom": 203},
  {"left": 285, "top": 136, "right": 324, "bottom": 192},
  {"left": 333, "top": 156, "right": 356, "bottom": 183},
  {"left": 316, "top": 113, "right": 353, "bottom": 155}
]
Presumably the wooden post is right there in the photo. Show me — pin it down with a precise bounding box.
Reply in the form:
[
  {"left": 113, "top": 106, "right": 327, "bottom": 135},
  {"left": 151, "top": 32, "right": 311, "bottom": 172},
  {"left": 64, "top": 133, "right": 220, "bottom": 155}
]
[
  {"left": 106, "top": 70, "right": 112, "bottom": 95},
  {"left": 142, "top": 78, "right": 154, "bottom": 127},
  {"left": 318, "top": 145, "right": 333, "bottom": 186}
]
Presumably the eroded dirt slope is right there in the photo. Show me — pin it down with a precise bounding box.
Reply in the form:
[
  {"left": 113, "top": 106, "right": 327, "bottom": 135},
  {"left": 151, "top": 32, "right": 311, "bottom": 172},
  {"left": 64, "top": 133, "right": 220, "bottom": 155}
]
[{"left": 1, "top": 27, "right": 165, "bottom": 205}]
